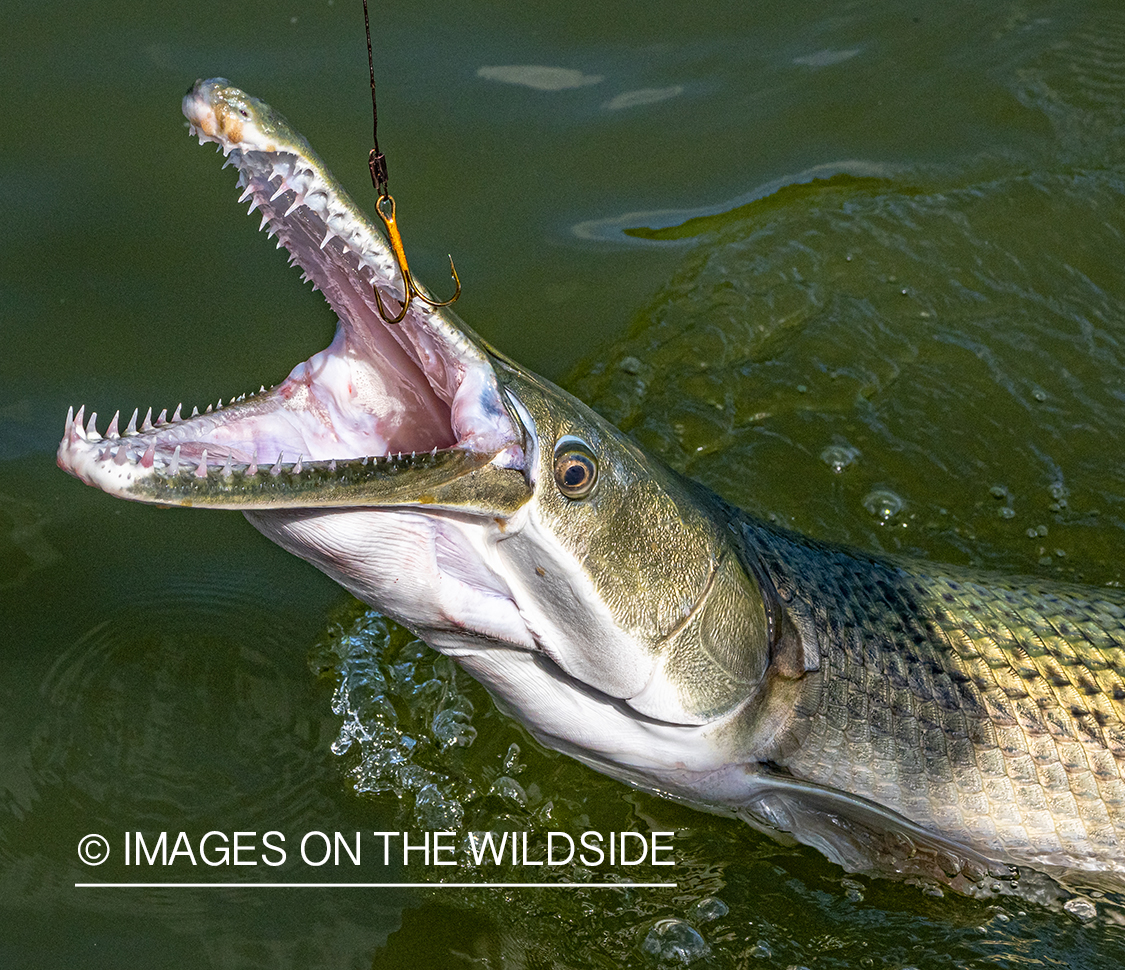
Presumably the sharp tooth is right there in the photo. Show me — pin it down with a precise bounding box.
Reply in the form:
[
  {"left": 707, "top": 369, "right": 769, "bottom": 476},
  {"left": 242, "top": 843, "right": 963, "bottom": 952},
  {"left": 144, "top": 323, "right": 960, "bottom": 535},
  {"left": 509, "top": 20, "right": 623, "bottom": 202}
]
[
  {"left": 126, "top": 408, "right": 139, "bottom": 435},
  {"left": 141, "top": 444, "right": 155, "bottom": 468},
  {"left": 172, "top": 403, "right": 183, "bottom": 422},
  {"left": 156, "top": 408, "right": 168, "bottom": 426},
  {"left": 192, "top": 406, "right": 199, "bottom": 417},
  {"left": 320, "top": 229, "right": 335, "bottom": 250},
  {"left": 216, "top": 398, "right": 223, "bottom": 410},
  {"left": 269, "top": 181, "right": 289, "bottom": 202},
  {"left": 222, "top": 454, "right": 233, "bottom": 477},
  {"left": 247, "top": 457, "right": 258, "bottom": 476},
  {"left": 64, "top": 406, "right": 75, "bottom": 435},
  {"left": 74, "top": 405, "right": 87, "bottom": 438},
  {"left": 169, "top": 445, "right": 181, "bottom": 475},
  {"left": 238, "top": 185, "right": 254, "bottom": 203},
  {"left": 270, "top": 453, "right": 283, "bottom": 476},
  {"left": 114, "top": 445, "right": 130, "bottom": 465},
  {"left": 328, "top": 459, "right": 337, "bottom": 472},
  {"left": 142, "top": 407, "right": 154, "bottom": 432},
  {"left": 259, "top": 212, "right": 271, "bottom": 232},
  {"left": 283, "top": 197, "right": 304, "bottom": 217},
  {"left": 205, "top": 404, "right": 213, "bottom": 413},
  {"left": 87, "top": 412, "right": 100, "bottom": 440},
  {"left": 293, "top": 455, "right": 303, "bottom": 474},
  {"left": 247, "top": 198, "right": 261, "bottom": 215},
  {"left": 107, "top": 411, "right": 120, "bottom": 438},
  {"left": 430, "top": 446, "right": 437, "bottom": 457},
  {"left": 194, "top": 450, "right": 209, "bottom": 479}
]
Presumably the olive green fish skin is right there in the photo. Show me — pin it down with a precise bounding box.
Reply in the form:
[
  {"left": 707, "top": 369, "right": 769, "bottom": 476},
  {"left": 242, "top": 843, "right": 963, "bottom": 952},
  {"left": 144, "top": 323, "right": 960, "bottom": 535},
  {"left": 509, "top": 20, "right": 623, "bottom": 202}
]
[{"left": 740, "top": 514, "right": 1125, "bottom": 876}]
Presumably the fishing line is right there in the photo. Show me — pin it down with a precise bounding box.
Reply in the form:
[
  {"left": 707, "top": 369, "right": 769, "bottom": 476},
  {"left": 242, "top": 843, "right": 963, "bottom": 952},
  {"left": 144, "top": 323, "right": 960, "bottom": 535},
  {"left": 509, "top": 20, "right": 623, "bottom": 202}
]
[{"left": 361, "top": 0, "right": 461, "bottom": 323}]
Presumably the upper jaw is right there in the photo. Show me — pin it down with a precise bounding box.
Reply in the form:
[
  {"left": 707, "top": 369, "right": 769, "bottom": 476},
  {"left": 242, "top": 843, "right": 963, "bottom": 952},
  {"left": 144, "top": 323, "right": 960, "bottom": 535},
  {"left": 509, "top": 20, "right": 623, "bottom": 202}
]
[{"left": 57, "top": 78, "right": 526, "bottom": 513}]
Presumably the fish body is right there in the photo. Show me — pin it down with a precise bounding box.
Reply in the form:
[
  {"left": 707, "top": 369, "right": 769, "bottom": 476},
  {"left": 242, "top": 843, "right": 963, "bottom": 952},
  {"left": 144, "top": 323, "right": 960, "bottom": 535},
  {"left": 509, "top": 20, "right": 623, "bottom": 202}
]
[{"left": 57, "top": 80, "right": 1125, "bottom": 891}]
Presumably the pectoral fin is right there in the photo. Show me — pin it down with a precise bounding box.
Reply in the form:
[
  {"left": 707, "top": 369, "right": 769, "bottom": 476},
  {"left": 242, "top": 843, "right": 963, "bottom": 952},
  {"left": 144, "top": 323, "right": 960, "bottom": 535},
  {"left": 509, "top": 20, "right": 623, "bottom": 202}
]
[{"left": 737, "top": 770, "right": 1017, "bottom": 896}]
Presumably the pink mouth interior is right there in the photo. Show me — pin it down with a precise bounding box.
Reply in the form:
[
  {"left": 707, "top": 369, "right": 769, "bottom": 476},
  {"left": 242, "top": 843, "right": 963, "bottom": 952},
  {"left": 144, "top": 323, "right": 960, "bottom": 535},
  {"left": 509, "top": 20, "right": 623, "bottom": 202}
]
[{"left": 63, "top": 153, "right": 465, "bottom": 473}]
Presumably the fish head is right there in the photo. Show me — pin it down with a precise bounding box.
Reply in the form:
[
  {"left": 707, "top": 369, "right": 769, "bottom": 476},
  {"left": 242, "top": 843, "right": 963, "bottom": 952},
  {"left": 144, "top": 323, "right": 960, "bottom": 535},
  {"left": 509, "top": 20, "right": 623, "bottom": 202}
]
[{"left": 57, "top": 80, "right": 777, "bottom": 783}]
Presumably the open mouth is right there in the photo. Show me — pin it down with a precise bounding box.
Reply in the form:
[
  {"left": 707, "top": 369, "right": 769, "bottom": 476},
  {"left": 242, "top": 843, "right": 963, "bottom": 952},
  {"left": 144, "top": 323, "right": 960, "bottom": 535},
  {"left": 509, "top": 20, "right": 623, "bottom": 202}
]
[{"left": 57, "top": 78, "right": 524, "bottom": 509}]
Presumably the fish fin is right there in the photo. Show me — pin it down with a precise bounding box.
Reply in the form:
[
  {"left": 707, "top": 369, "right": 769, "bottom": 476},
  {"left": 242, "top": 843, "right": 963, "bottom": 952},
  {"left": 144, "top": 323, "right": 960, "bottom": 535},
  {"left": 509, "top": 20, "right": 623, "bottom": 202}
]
[{"left": 737, "top": 770, "right": 1018, "bottom": 896}]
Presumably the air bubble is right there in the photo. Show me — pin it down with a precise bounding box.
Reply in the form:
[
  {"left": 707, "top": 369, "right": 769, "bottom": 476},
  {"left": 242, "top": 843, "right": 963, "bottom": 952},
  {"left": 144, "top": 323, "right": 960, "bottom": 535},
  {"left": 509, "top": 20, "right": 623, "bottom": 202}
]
[
  {"left": 687, "top": 897, "right": 728, "bottom": 922},
  {"left": 863, "top": 488, "right": 905, "bottom": 521},
  {"left": 820, "top": 443, "right": 860, "bottom": 473},
  {"left": 640, "top": 919, "right": 710, "bottom": 965},
  {"left": 1064, "top": 897, "right": 1097, "bottom": 921}
]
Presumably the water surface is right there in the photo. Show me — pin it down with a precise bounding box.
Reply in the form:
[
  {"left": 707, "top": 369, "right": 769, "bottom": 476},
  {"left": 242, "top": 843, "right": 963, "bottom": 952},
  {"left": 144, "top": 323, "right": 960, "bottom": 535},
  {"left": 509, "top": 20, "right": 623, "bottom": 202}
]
[{"left": 4, "top": 0, "right": 1125, "bottom": 966}]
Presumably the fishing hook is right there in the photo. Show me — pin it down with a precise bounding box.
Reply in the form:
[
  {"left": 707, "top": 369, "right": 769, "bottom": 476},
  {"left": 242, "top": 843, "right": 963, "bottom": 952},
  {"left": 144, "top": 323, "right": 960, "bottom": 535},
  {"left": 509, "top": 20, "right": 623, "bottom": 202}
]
[
  {"left": 371, "top": 185, "right": 461, "bottom": 324},
  {"left": 361, "top": 1, "right": 460, "bottom": 324}
]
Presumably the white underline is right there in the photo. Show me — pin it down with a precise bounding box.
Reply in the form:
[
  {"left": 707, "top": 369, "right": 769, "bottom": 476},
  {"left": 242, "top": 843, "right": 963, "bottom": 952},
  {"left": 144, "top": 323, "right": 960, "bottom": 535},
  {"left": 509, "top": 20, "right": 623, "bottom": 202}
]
[{"left": 75, "top": 881, "right": 677, "bottom": 889}]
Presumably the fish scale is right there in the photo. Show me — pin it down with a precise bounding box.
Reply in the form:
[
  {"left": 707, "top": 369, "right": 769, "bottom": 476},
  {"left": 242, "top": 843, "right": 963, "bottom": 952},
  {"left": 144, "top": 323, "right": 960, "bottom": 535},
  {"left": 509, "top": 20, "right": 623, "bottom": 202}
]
[{"left": 745, "top": 520, "right": 1125, "bottom": 872}]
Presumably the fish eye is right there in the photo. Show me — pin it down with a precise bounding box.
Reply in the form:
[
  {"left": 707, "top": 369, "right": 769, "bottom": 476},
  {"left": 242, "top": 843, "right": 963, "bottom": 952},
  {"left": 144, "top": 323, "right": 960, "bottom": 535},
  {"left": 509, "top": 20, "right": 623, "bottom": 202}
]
[{"left": 553, "top": 437, "right": 598, "bottom": 499}]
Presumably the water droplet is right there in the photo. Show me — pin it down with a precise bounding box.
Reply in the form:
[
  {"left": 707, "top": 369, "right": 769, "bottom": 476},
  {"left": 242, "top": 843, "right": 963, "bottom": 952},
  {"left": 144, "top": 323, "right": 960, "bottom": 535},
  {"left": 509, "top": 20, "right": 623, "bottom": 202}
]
[
  {"left": 414, "top": 783, "right": 464, "bottom": 830},
  {"left": 432, "top": 708, "right": 478, "bottom": 749},
  {"left": 989, "top": 485, "right": 1007, "bottom": 500},
  {"left": 641, "top": 919, "right": 710, "bottom": 965},
  {"left": 821, "top": 443, "right": 860, "bottom": 473},
  {"left": 863, "top": 488, "right": 905, "bottom": 521},
  {"left": 502, "top": 742, "right": 522, "bottom": 775},
  {"left": 491, "top": 775, "right": 528, "bottom": 807},
  {"left": 998, "top": 507, "right": 1015, "bottom": 519}
]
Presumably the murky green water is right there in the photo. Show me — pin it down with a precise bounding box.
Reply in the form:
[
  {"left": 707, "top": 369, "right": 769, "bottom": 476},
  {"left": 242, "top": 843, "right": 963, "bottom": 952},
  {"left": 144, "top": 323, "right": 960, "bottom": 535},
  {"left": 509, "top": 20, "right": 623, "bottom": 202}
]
[{"left": 6, "top": 0, "right": 1125, "bottom": 966}]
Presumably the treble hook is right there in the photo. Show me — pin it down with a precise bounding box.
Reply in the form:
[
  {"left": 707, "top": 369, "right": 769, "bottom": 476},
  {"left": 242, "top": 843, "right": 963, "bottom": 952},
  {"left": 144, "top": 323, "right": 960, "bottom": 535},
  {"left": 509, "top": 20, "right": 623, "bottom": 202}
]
[{"left": 372, "top": 190, "right": 461, "bottom": 324}]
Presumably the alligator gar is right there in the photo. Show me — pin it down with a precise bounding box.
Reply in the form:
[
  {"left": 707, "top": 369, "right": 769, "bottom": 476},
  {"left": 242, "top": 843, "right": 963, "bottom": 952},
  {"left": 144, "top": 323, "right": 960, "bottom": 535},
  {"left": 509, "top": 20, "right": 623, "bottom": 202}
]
[{"left": 57, "top": 79, "right": 1125, "bottom": 894}]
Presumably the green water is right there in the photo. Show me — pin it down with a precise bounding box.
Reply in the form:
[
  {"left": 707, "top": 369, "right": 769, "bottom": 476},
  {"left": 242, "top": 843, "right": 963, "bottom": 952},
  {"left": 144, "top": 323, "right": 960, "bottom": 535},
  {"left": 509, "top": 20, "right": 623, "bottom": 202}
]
[{"left": 5, "top": 0, "right": 1125, "bottom": 965}]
